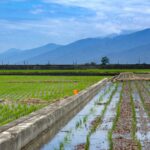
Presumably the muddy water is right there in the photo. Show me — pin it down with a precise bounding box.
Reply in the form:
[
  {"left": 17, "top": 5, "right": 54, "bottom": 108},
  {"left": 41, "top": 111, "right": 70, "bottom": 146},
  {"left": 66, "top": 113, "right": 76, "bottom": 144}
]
[
  {"left": 41, "top": 82, "right": 115, "bottom": 150},
  {"left": 132, "top": 83, "right": 150, "bottom": 150},
  {"left": 90, "top": 84, "right": 122, "bottom": 150},
  {"left": 23, "top": 82, "right": 116, "bottom": 150}
]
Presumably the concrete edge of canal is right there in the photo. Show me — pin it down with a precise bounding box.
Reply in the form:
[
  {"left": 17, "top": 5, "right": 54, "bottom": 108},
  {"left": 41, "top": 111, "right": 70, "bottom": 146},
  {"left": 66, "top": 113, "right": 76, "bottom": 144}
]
[{"left": 0, "top": 78, "right": 108, "bottom": 150}]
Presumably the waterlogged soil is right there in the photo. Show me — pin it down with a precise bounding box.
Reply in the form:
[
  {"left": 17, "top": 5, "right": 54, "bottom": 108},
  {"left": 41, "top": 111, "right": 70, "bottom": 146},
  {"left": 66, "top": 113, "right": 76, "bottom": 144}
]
[
  {"left": 22, "top": 77, "right": 150, "bottom": 150},
  {"left": 40, "top": 82, "right": 116, "bottom": 150},
  {"left": 112, "top": 82, "right": 138, "bottom": 150},
  {"left": 132, "top": 81, "right": 150, "bottom": 149},
  {"left": 114, "top": 73, "right": 150, "bottom": 81},
  {"left": 136, "top": 81, "right": 150, "bottom": 115},
  {"left": 74, "top": 143, "right": 85, "bottom": 150},
  {"left": 90, "top": 84, "right": 122, "bottom": 150}
]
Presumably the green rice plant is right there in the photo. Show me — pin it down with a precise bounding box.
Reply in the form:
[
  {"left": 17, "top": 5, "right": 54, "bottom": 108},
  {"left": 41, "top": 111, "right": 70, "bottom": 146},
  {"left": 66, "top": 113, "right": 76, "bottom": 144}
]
[
  {"left": 85, "top": 82, "right": 118, "bottom": 149},
  {"left": 75, "top": 119, "right": 82, "bottom": 129},
  {"left": 108, "top": 82, "right": 124, "bottom": 150},
  {"left": 0, "top": 76, "right": 106, "bottom": 126},
  {"left": 0, "top": 76, "right": 104, "bottom": 102},
  {"left": 0, "top": 104, "right": 43, "bottom": 126},
  {"left": 83, "top": 115, "right": 88, "bottom": 123},
  {"left": 85, "top": 134, "right": 90, "bottom": 150},
  {"left": 135, "top": 81, "right": 150, "bottom": 117},
  {"left": 129, "top": 81, "right": 142, "bottom": 150},
  {"left": 59, "top": 142, "right": 64, "bottom": 150}
]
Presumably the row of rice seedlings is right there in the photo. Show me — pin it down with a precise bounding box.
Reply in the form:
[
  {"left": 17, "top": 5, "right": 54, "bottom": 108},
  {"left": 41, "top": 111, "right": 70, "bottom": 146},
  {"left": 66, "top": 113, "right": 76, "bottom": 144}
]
[
  {"left": 135, "top": 81, "right": 150, "bottom": 117},
  {"left": 85, "top": 82, "right": 118, "bottom": 150},
  {"left": 131, "top": 81, "right": 150, "bottom": 149},
  {"left": 109, "top": 81, "right": 141, "bottom": 150},
  {"left": 98, "top": 83, "right": 112, "bottom": 102},
  {"left": 0, "top": 77, "right": 102, "bottom": 102},
  {"left": 58, "top": 130, "right": 72, "bottom": 150},
  {"left": 142, "top": 81, "right": 150, "bottom": 96},
  {"left": 108, "top": 82, "right": 124, "bottom": 150},
  {"left": 0, "top": 104, "right": 43, "bottom": 126},
  {"left": 0, "top": 83, "right": 22, "bottom": 99},
  {"left": 75, "top": 83, "right": 114, "bottom": 130},
  {"left": 52, "top": 82, "right": 114, "bottom": 150},
  {"left": 79, "top": 84, "right": 114, "bottom": 128},
  {"left": 129, "top": 81, "right": 142, "bottom": 149}
]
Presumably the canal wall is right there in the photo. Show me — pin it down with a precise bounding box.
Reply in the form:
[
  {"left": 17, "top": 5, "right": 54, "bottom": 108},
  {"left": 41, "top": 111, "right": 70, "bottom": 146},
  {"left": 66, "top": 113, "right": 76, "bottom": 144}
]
[{"left": 0, "top": 78, "right": 108, "bottom": 150}]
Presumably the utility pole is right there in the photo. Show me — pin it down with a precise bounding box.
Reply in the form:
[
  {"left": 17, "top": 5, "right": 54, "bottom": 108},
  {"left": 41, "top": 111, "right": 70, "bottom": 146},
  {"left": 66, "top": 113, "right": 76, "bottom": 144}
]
[
  {"left": 138, "top": 57, "right": 141, "bottom": 64},
  {"left": 117, "top": 60, "right": 119, "bottom": 64}
]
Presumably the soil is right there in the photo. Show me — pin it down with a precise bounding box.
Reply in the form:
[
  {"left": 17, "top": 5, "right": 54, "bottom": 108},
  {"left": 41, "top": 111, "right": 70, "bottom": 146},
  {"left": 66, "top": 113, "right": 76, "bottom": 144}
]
[
  {"left": 20, "top": 98, "right": 49, "bottom": 104},
  {"left": 112, "top": 82, "right": 138, "bottom": 149},
  {"left": 90, "top": 116, "right": 101, "bottom": 127},
  {"left": 74, "top": 143, "right": 85, "bottom": 150},
  {"left": 113, "top": 73, "right": 150, "bottom": 81},
  {"left": 7, "top": 80, "right": 78, "bottom": 83}
]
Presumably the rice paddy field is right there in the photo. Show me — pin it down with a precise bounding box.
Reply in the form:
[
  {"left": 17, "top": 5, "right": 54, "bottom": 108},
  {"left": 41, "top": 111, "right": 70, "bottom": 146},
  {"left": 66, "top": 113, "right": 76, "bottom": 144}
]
[
  {"left": 1, "top": 72, "right": 150, "bottom": 149},
  {"left": 0, "top": 75, "right": 105, "bottom": 126},
  {"left": 37, "top": 73, "right": 150, "bottom": 150}
]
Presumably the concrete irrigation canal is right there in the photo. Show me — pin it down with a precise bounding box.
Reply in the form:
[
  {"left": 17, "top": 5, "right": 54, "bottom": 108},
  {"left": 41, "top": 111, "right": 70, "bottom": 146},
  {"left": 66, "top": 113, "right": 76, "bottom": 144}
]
[{"left": 0, "top": 73, "right": 150, "bottom": 150}]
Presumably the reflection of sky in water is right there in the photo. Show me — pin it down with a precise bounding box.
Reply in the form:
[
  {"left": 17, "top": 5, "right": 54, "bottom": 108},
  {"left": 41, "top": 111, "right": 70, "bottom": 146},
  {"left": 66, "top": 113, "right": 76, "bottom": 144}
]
[
  {"left": 132, "top": 86, "right": 150, "bottom": 148},
  {"left": 90, "top": 84, "right": 122, "bottom": 150},
  {"left": 41, "top": 82, "right": 117, "bottom": 150}
]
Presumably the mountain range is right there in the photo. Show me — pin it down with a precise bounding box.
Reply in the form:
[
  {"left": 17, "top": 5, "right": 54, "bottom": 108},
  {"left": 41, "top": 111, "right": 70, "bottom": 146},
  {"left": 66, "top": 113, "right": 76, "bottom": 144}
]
[{"left": 0, "top": 28, "right": 150, "bottom": 64}]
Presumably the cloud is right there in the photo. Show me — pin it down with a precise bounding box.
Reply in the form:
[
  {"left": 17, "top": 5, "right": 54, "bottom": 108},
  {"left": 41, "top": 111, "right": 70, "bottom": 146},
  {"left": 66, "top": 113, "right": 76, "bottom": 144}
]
[
  {"left": 0, "top": 0, "right": 150, "bottom": 50},
  {"left": 43, "top": 0, "right": 150, "bottom": 22},
  {"left": 30, "top": 8, "right": 44, "bottom": 15},
  {"left": 43, "top": 0, "right": 110, "bottom": 12}
]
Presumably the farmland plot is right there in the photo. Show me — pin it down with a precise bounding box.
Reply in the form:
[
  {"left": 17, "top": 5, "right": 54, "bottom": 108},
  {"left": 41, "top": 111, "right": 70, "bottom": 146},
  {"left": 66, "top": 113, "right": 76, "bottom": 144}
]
[
  {"left": 1, "top": 73, "right": 150, "bottom": 150},
  {"left": 36, "top": 73, "right": 150, "bottom": 150},
  {"left": 0, "top": 76, "right": 103, "bottom": 102},
  {"left": 0, "top": 76, "right": 104, "bottom": 126}
]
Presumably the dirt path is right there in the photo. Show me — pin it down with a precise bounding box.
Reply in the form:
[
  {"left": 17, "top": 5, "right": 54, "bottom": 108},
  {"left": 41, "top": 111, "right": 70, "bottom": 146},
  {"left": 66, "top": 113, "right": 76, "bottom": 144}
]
[{"left": 112, "top": 82, "right": 138, "bottom": 150}]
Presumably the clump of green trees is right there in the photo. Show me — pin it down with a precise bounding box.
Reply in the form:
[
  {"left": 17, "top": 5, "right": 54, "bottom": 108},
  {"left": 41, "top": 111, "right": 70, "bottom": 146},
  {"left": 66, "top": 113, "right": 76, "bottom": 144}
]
[{"left": 101, "top": 56, "right": 109, "bottom": 65}]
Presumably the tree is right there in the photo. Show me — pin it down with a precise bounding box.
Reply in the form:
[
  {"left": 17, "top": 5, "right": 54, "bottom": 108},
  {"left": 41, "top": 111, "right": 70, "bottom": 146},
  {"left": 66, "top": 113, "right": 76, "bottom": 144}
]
[
  {"left": 101, "top": 56, "right": 109, "bottom": 65},
  {"left": 90, "top": 62, "right": 96, "bottom": 65}
]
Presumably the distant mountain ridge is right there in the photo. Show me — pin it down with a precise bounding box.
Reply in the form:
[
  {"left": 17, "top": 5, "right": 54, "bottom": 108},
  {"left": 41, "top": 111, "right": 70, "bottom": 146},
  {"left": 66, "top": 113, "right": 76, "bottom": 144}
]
[
  {"left": 0, "top": 43, "right": 62, "bottom": 64},
  {"left": 0, "top": 28, "right": 150, "bottom": 64}
]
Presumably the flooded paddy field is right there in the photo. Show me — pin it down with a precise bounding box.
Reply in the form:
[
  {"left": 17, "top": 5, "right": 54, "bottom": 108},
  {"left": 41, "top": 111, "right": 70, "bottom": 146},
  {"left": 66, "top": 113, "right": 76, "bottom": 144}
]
[
  {"left": 23, "top": 73, "right": 150, "bottom": 150},
  {"left": 0, "top": 76, "right": 104, "bottom": 126}
]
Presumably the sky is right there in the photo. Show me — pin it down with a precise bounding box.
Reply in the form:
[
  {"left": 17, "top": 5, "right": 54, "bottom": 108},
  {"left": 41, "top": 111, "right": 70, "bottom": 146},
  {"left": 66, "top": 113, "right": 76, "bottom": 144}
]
[{"left": 0, "top": 0, "right": 150, "bottom": 51}]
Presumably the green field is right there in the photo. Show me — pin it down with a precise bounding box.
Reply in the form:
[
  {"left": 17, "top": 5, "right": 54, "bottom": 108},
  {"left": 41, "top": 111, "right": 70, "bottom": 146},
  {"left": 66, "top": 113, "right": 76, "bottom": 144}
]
[
  {"left": 0, "top": 69, "right": 149, "bottom": 75},
  {"left": 0, "top": 76, "right": 104, "bottom": 126}
]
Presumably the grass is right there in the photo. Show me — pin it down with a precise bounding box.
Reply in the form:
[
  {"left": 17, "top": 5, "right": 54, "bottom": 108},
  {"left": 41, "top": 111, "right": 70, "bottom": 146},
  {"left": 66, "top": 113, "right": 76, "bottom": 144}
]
[{"left": 0, "top": 69, "right": 149, "bottom": 75}]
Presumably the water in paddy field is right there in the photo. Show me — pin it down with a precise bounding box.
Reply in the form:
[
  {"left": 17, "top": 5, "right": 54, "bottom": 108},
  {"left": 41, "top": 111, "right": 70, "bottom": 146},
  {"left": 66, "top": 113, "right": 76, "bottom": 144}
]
[{"left": 23, "top": 82, "right": 121, "bottom": 150}]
